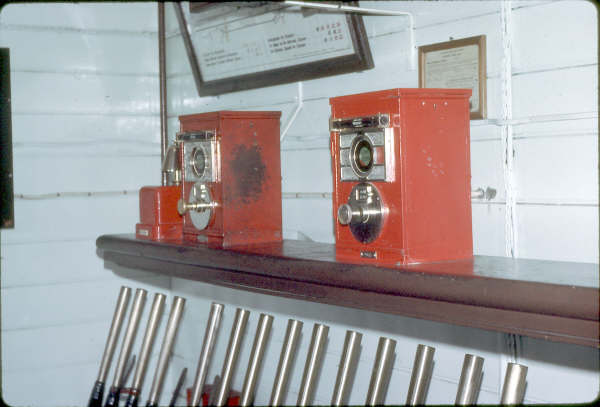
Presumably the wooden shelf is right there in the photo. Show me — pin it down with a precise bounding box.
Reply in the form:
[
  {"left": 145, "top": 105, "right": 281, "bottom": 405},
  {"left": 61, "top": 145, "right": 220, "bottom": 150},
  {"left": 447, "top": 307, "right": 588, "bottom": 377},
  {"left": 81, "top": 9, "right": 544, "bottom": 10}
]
[{"left": 97, "top": 234, "right": 599, "bottom": 347}]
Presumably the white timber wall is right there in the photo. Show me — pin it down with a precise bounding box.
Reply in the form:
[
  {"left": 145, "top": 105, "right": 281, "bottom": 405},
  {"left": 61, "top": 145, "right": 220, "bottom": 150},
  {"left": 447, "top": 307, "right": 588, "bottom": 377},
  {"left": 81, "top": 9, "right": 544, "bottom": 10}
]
[
  {"left": 0, "top": 3, "right": 176, "bottom": 406},
  {"left": 165, "top": 0, "right": 599, "bottom": 405},
  {"left": 0, "top": 1, "right": 597, "bottom": 406}
]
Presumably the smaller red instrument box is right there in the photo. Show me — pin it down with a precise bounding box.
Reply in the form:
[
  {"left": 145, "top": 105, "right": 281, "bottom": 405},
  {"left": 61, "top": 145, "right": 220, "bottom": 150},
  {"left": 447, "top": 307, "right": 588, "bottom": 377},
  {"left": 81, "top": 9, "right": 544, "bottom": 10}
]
[{"left": 135, "top": 185, "right": 183, "bottom": 241}]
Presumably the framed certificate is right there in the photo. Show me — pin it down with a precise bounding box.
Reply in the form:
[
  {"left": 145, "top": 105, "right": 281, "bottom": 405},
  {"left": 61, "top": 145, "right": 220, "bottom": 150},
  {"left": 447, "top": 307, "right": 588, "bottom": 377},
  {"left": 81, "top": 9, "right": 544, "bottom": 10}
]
[
  {"left": 418, "top": 35, "right": 487, "bottom": 119},
  {"left": 175, "top": 2, "right": 373, "bottom": 96}
]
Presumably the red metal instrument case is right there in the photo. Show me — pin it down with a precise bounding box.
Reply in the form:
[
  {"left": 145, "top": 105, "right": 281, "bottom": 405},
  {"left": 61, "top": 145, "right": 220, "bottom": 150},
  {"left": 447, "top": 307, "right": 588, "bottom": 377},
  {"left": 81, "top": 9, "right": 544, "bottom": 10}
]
[
  {"left": 178, "top": 111, "right": 282, "bottom": 247},
  {"left": 135, "top": 185, "right": 183, "bottom": 241},
  {"left": 330, "top": 88, "right": 473, "bottom": 265}
]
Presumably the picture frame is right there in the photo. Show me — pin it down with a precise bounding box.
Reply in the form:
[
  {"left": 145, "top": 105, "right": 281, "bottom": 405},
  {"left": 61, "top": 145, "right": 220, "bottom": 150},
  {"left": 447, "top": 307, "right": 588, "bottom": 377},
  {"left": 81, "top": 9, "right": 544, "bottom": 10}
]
[
  {"left": 174, "top": 2, "right": 374, "bottom": 97},
  {"left": 418, "top": 35, "right": 487, "bottom": 120}
]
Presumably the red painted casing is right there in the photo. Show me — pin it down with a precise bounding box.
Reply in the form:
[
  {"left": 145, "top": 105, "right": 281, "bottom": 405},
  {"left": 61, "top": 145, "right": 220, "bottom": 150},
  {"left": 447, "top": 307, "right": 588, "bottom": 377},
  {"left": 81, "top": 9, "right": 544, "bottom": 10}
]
[
  {"left": 330, "top": 88, "right": 473, "bottom": 265},
  {"left": 179, "top": 111, "right": 282, "bottom": 246},
  {"left": 135, "top": 185, "right": 183, "bottom": 241}
]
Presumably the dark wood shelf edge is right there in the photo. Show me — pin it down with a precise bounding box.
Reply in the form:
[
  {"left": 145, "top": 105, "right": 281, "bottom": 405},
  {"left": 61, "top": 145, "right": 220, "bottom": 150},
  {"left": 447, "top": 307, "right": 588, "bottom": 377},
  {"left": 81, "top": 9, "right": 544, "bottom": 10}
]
[{"left": 98, "top": 235, "right": 600, "bottom": 348}]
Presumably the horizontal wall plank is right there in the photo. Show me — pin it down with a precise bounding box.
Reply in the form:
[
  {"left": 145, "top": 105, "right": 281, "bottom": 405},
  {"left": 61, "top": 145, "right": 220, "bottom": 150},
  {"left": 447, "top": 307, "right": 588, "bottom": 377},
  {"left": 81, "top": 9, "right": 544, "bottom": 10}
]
[
  {"left": 281, "top": 148, "right": 333, "bottom": 194},
  {"left": 1, "top": 239, "right": 150, "bottom": 288},
  {"left": 1, "top": 274, "right": 170, "bottom": 331},
  {"left": 514, "top": 135, "right": 598, "bottom": 202},
  {"left": 1, "top": 28, "right": 157, "bottom": 75},
  {"left": 12, "top": 114, "right": 160, "bottom": 146},
  {"left": 2, "top": 318, "right": 164, "bottom": 374},
  {"left": 513, "top": 116, "right": 598, "bottom": 139},
  {"left": 282, "top": 198, "right": 334, "bottom": 243},
  {"left": 11, "top": 71, "right": 159, "bottom": 115},
  {"left": 13, "top": 154, "right": 160, "bottom": 194},
  {"left": 516, "top": 205, "right": 599, "bottom": 263},
  {"left": 2, "top": 195, "right": 140, "bottom": 244},
  {"left": 512, "top": 65, "right": 598, "bottom": 119},
  {"left": 0, "top": 3, "right": 157, "bottom": 32},
  {"left": 512, "top": 1, "right": 598, "bottom": 73},
  {"left": 361, "top": 1, "right": 500, "bottom": 36}
]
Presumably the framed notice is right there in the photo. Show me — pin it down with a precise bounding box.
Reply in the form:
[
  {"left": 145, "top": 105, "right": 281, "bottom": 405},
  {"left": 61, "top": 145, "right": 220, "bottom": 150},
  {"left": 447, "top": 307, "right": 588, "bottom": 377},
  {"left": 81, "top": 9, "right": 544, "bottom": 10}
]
[
  {"left": 418, "top": 35, "right": 487, "bottom": 119},
  {"left": 175, "top": 2, "right": 373, "bottom": 96}
]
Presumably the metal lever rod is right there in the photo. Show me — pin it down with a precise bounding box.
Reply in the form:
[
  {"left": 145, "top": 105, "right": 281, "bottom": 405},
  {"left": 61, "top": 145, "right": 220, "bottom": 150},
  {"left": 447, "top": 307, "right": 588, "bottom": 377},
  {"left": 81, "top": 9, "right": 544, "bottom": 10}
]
[
  {"left": 190, "top": 303, "right": 224, "bottom": 407},
  {"left": 270, "top": 319, "right": 303, "bottom": 406},
  {"left": 500, "top": 363, "right": 528, "bottom": 405},
  {"left": 365, "top": 337, "right": 396, "bottom": 406},
  {"left": 406, "top": 344, "right": 436, "bottom": 406},
  {"left": 213, "top": 308, "right": 250, "bottom": 407},
  {"left": 146, "top": 296, "right": 186, "bottom": 407},
  {"left": 297, "top": 323, "right": 329, "bottom": 406},
  {"left": 455, "top": 354, "right": 484, "bottom": 405},
  {"left": 169, "top": 367, "right": 188, "bottom": 407},
  {"left": 89, "top": 286, "right": 132, "bottom": 407},
  {"left": 331, "top": 330, "right": 362, "bottom": 406},
  {"left": 123, "top": 355, "right": 137, "bottom": 390},
  {"left": 106, "top": 288, "right": 147, "bottom": 407},
  {"left": 240, "top": 313, "right": 274, "bottom": 407},
  {"left": 125, "top": 293, "right": 166, "bottom": 407}
]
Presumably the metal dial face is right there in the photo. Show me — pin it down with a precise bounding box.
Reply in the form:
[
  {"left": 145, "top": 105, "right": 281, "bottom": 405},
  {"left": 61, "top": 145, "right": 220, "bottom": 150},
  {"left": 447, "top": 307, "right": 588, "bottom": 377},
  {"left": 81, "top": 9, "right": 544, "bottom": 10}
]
[
  {"left": 345, "top": 182, "right": 384, "bottom": 244},
  {"left": 350, "top": 135, "right": 375, "bottom": 178},
  {"left": 189, "top": 182, "right": 214, "bottom": 230},
  {"left": 191, "top": 147, "right": 207, "bottom": 178}
]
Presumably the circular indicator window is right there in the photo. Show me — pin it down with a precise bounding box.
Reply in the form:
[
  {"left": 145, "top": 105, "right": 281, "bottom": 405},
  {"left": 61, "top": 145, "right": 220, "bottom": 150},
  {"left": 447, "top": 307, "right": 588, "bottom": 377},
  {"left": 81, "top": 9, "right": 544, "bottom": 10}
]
[
  {"left": 191, "top": 147, "right": 207, "bottom": 177},
  {"left": 353, "top": 139, "right": 374, "bottom": 173}
]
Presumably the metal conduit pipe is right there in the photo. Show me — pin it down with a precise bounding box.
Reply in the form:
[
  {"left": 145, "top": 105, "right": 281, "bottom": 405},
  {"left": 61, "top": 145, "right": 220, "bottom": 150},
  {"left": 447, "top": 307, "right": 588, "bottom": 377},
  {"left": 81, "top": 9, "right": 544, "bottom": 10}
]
[
  {"left": 270, "top": 319, "right": 303, "bottom": 406},
  {"left": 88, "top": 286, "right": 132, "bottom": 407},
  {"left": 240, "top": 313, "right": 274, "bottom": 407},
  {"left": 500, "top": 363, "right": 528, "bottom": 405},
  {"left": 365, "top": 337, "right": 396, "bottom": 406},
  {"left": 190, "top": 303, "right": 224, "bottom": 407},
  {"left": 455, "top": 354, "right": 484, "bottom": 405},
  {"left": 331, "top": 330, "right": 362, "bottom": 406},
  {"left": 406, "top": 344, "right": 436, "bottom": 406},
  {"left": 297, "top": 323, "right": 329, "bottom": 406}
]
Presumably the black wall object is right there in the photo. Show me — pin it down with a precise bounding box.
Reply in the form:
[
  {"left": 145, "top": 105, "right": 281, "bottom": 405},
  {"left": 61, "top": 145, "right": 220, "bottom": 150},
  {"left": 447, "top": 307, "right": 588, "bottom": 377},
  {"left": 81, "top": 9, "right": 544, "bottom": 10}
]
[{"left": 1, "top": 48, "right": 14, "bottom": 229}]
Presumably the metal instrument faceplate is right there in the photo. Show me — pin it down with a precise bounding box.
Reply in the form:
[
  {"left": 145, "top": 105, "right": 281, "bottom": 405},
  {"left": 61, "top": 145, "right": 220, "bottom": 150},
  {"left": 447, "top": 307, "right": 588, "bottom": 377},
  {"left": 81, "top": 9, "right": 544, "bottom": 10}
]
[
  {"left": 178, "top": 131, "right": 220, "bottom": 184},
  {"left": 331, "top": 114, "right": 394, "bottom": 182},
  {"left": 188, "top": 182, "right": 215, "bottom": 230},
  {"left": 339, "top": 182, "right": 384, "bottom": 244}
]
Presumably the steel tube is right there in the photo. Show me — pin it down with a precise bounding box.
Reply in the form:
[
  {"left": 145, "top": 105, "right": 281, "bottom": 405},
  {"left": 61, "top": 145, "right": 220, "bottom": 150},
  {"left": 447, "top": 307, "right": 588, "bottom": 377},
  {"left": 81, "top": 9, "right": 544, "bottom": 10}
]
[
  {"left": 365, "top": 337, "right": 396, "bottom": 406},
  {"left": 125, "top": 293, "right": 166, "bottom": 407},
  {"left": 331, "top": 330, "right": 362, "bottom": 406},
  {"left": 500, "top": 363, "right": 528, "bottom": 405},
  {"left": 190, "top": 303, "right": 225, "bottom": 407},
  {"left": 297, "top": 323, "right": 329, "bottom": 406},
  {"left": 455, "top": 354, "right": 484, "bottom": 405},
  {"left": 98, "top": 286, "right": 132, "bottom": 383},
  {"left": 240, "top": 313, "right": 274, "bottom": 407},
  {"left": 270, "top": 319, "right": 303, "bottom": 406},
  {"left": 146, "top": 296, "right": 186, "bottom": 407},
  {"left": 213, "top": 308, "right": 250, "bottom": 406},
  {"left": 89, "top": 286, "right": 132, "bottom": 407},
  {"left": 406, "top": 344, "right": 436, "bottom": 406},
  {"left": 105, "top": 288, "right": 147, "bottom": 407},
  {"left": 158, "top": 2, "right": 168, "bottom": 186}
]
